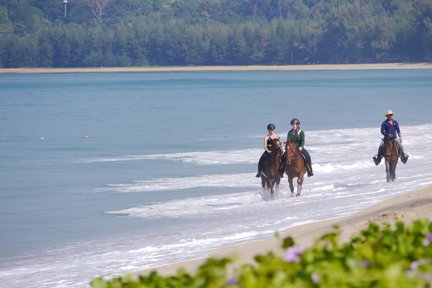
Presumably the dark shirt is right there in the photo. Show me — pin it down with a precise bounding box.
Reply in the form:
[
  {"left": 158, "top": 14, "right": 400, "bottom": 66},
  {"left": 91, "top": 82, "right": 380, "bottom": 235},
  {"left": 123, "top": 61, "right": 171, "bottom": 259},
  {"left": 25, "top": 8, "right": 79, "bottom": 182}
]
[{"left": 381, "top": 119, "right": 400, "bottom": 139}]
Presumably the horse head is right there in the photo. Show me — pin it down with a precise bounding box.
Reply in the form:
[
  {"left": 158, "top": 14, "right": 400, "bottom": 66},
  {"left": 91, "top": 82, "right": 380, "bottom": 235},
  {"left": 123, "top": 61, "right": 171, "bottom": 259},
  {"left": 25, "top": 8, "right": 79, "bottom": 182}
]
[
  {"left": 285, "top": 141, "right": 298, "bottom": 164},
  {"left": 268, "top": 138, "right": 281, "bottom": 156}
]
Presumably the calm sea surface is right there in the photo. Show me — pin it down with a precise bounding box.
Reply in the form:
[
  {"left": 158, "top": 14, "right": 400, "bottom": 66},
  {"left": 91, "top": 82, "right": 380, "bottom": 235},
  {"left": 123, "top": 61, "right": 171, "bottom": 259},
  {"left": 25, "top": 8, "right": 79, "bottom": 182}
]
[{"left": 1, "top": 69, "right": 432, "bottom": 287}]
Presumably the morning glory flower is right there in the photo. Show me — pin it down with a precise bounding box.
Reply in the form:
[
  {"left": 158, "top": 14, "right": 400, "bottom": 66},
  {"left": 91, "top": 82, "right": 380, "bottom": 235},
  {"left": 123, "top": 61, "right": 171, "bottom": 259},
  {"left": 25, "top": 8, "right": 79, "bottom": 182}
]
[
  {"left": 283, "top": 246, "right": 303, "bottom": 263},
  {"left": 410, "top": 261, "right": 419, "bottom": 270},
  {"left": 226, "top": 277, "right": 238, "bottom": 286},
  {"left": 423, "top": 233, "right": 432, "bottom": 246}
]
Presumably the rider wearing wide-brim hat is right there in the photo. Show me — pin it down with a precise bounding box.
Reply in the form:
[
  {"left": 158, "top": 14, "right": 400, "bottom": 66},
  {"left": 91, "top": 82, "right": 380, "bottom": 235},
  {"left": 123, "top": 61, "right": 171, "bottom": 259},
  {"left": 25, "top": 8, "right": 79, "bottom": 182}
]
[
  {"left": 373, "top": 109, "right": 409, "bottom": 165},
  {"left": 256, "top": 123, "right": 282, "bottom": 178},
  {"left": 279, "top": 118, "right": 314, "bottom": 177}
]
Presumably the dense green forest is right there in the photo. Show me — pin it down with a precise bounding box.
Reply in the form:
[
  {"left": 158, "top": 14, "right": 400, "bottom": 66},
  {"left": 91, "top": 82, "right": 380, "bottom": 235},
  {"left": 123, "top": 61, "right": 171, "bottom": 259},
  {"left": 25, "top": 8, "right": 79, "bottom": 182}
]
[{"left": 0, "top": 0, "right": 431, "bottom": 68}]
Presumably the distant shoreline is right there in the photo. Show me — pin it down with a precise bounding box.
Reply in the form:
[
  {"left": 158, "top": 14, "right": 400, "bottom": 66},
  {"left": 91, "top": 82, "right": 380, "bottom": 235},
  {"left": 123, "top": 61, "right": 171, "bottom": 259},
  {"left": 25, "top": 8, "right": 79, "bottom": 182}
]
[{"left": 1, "top": 63, "right": 432, "bottom": 74}]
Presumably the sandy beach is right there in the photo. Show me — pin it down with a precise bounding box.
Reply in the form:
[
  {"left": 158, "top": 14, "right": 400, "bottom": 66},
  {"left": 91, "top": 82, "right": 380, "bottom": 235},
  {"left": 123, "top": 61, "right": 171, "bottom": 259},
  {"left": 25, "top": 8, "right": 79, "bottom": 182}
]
[
  {"left": 137, "top": 185, "right": 432, "bottom": 276},
  {"left": 1, "top": 63, "right": 432, "bottom": 74}
]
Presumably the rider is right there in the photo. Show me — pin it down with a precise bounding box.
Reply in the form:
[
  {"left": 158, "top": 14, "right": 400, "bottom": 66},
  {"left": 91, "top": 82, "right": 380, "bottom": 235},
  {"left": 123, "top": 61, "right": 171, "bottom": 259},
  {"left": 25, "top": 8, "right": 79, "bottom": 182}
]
[
  {"left": 279, "top": 118, "right": 314, "bottom": 177},
  {"left": 256, "top": 123, "right": 282, "bottom": 178},
  {"left": 373, "top": 110, "right": 409, "bottom": 165}
]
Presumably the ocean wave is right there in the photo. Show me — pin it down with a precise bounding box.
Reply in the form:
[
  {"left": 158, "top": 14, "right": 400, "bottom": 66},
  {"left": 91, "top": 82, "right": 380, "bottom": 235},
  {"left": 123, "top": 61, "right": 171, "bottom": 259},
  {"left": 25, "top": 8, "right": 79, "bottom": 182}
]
[
  {"left": 106, "top": 191, "right": 263, "bottom": 218},
  {"left": 99, "top": 173, "right": 256, "bottom": 193},
  {"left": 77, "top": 124, "right": 431, "bottom": 171},
  {"left": 76, "top": 148, "right": 260, "bottom": 165}
]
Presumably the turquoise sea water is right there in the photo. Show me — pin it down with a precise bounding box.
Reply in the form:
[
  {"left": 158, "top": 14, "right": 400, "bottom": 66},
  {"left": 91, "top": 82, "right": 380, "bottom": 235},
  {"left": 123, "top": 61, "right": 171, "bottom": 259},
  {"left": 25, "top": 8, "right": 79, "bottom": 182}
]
[{"left": 1, "top": 69, "right": 432, "bottom": 287}]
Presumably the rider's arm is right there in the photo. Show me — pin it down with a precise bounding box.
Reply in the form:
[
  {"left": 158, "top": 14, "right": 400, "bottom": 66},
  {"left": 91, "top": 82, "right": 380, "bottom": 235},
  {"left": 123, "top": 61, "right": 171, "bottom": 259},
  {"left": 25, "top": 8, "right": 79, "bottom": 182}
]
[
  {"left": 298, "top": 131, "right": 305, "bottom": 149},
  {"left": 394, "top": 121, "right": 402, "bottom": 142},
  {"left": 264, "top": 136, "right": 271, "bottom": 153},
  {"left": 381, "top": 121, "right": 387, "bottom": 136}
]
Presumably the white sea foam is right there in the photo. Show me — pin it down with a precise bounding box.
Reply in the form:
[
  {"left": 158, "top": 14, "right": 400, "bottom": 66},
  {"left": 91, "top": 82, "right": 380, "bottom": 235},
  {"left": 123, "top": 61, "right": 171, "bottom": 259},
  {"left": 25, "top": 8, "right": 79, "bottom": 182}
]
[
  {"left": 77, "top": 148, "right": 260, "bottom": 165},
  {"left": 99, "top": 173, "right": 256, "bottom": 193}
]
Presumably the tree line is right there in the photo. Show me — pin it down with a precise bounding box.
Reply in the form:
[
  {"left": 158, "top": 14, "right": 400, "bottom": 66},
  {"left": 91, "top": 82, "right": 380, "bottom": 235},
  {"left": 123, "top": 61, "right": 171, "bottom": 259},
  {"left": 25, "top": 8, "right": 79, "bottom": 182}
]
[{"left": 0, "top": 0, "right": 431, "bottom": 68}]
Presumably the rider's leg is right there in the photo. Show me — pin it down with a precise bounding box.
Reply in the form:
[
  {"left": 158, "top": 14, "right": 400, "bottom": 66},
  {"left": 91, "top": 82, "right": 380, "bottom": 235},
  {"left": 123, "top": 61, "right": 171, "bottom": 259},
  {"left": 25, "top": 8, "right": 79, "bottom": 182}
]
[
  {"left": 279, "top": 151, "right": 286, "bottom": 177},
  {"left": 301, "top": 148, "right": 313, "bottom": 177},
  {"left": 394, "top": 138, "right": 409, "bottom": 164},
  {"left": 256, "top": 153, "right": 265, "bottom": 177},
  {"left": 373, "top": 142, "right": 384, "bottom": 165}
]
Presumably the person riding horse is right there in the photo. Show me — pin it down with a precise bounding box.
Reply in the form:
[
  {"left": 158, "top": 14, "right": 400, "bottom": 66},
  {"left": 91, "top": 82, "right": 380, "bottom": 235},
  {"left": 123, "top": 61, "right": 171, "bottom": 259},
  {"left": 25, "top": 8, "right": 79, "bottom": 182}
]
[
  {"left": 256, "top": 123, "right": 283, "bottom": 178},
  {"left": 279, "top": 118, "right": 313, "bottom": 177},
  {"left": 373, "top": 110, "right": 409, "bottom": 165}
]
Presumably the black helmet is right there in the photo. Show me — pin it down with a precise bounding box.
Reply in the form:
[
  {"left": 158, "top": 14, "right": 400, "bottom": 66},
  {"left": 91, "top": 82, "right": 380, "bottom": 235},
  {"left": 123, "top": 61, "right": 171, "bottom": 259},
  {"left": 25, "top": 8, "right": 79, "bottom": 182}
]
[
  {"left": 267, "top": 123, "right": 276, "bottom": 130},
  {"left": 290, "top": 118, "right": 300, "bottom": 125}
]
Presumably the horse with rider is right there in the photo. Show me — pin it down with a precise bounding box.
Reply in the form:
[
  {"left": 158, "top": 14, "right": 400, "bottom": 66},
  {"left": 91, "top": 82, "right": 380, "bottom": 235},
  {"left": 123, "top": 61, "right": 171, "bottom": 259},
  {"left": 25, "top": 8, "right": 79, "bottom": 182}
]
[
  {"left": 256, "top": 119, "right": 313, "bottom": 197},
  {"left": 373, "top": 109, "right": 409, "bottom": 182}
]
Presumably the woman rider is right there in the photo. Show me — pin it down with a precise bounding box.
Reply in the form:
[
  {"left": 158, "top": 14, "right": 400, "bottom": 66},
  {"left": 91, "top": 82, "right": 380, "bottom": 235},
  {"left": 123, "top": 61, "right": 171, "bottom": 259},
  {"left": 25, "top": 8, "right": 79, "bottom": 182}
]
[
  {"left": 279, "top": 118, "right": 313, "bottom": 177},
  {"left": 256, "top": 123, "right": 282, "bottom": 178}
]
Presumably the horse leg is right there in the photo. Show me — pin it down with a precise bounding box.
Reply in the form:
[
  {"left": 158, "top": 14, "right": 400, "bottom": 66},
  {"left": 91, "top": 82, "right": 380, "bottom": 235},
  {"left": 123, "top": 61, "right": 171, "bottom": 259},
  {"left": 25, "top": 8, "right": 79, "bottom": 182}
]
[
  {"left": 385, "top": 160, "right": 390, "bottom": 183},
  {"left": 288, "top": 176, "right": 294, "bottom": 197},
  {"left": 266, "top": 178, "right": 272, "bottom": 191},
  {"left": 296, "top": 176, "right": 303, "bottom": 197},
  {"left": 270, "top": 179, "right": 275, "bottom": 197},
  {"left": 391, "top": 162, "right": 397, "bottom": 182}
]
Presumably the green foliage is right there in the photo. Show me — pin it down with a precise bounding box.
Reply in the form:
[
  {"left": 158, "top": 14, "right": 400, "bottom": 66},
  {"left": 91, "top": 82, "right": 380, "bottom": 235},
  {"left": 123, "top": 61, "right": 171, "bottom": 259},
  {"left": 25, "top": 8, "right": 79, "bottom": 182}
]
[
  {"left": 91, "top": 219, "right": 432, "bottom": 287},
  {"left": 0, "top": 0, "right": 430, "bottom": 67}
]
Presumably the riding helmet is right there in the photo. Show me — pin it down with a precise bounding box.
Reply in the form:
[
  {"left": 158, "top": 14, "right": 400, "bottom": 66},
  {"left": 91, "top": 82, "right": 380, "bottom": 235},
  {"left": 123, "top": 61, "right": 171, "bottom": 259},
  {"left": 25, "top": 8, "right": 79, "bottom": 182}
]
[
  {"left": 267, "top": 123, "right": 276, "bottom": 130},
  {"left": 290, "top": 118, "right": 300, "bottom": 125}
]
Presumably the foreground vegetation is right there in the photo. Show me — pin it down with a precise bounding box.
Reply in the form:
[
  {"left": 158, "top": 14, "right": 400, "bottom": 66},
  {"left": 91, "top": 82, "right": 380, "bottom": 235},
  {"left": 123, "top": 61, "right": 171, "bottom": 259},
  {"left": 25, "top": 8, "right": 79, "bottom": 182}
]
[
  {"left": 91, "top": 219, "right": 432, "bottom": 287},
  {"left": 0, "top": 0, "right": 431, "bottom": 67}
]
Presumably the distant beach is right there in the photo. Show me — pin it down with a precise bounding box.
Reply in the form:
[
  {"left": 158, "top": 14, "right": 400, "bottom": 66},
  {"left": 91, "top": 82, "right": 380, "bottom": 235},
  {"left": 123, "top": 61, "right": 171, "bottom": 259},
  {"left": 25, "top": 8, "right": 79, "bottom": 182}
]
[
  {"left": 137, "top": 185, "right": 432, "bottom": 277},
  {"left": 1, "top": 63, "right": 432, "bottom": 74}
]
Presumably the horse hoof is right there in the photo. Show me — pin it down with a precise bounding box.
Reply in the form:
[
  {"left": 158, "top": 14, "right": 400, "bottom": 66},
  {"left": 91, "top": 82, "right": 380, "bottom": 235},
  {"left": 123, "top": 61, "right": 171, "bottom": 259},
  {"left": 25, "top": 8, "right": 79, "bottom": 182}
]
[{"left": 296, "top": 193, "right": 301, "bottom": 197}]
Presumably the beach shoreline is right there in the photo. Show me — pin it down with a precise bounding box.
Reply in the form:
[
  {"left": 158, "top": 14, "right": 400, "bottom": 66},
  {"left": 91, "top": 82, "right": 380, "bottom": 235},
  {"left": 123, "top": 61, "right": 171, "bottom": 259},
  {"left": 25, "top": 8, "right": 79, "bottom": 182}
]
[
  {"left": 1, "top": 63, "right": 432, "bottom": 74},
  {"left": 133, "top": 185, "right": 432, "bottom": 277}
]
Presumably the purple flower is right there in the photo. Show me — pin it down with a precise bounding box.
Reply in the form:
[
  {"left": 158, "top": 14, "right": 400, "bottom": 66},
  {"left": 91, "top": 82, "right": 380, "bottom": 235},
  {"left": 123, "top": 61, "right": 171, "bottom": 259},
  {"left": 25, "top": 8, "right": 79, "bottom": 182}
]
[
  {"left": 362, "top": 260, "right": 371, "bottom": 268},
  {"left": 226, "top": 277, "right": 238, "bottom": 286},
  {"left": 410, "top": 261, "right": 419, "bottom": 270},
  {"left": 283, "top": 246, "right": 303, "bottom": 263},
  {"left": 423, "top": 233, "right": 432, "bottom": 247}
]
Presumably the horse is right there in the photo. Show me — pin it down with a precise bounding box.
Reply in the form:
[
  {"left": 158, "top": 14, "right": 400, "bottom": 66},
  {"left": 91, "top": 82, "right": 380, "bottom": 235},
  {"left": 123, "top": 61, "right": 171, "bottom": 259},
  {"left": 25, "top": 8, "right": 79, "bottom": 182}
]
[
  {"left": 260, "top": 138, "right": 282, "bottom": 198},
  {"left": 284, "top": 140, "right": 306, "bottom": 197},
  {"left": 383, "top": 135, "right": 398, "bottom": 182}
]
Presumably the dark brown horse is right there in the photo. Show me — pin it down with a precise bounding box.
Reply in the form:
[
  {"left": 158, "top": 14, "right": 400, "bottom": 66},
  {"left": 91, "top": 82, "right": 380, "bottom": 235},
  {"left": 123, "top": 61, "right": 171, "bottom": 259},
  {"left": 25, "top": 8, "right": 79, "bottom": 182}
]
[
  {"left": 284, "top": 141, "right": 306, "bottom": 197},
  {"left": 384, "top": 135, "right": 398, "bottom": 182},
  {"left": 260, "top": 138, "right": 282, "bottom": 198}
]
